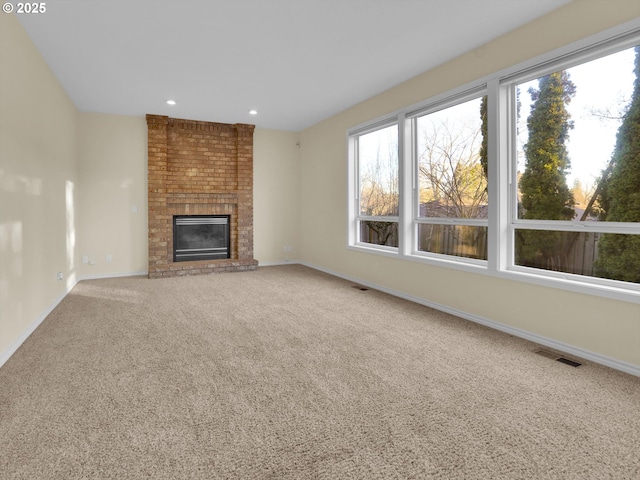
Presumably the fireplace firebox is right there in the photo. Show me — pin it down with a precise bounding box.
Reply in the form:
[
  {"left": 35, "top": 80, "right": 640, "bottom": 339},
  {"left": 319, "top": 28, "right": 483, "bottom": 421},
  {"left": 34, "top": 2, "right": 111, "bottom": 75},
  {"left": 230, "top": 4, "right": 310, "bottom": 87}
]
[{"left": 173, "top": 215, "right": 230, "bottom": 262}]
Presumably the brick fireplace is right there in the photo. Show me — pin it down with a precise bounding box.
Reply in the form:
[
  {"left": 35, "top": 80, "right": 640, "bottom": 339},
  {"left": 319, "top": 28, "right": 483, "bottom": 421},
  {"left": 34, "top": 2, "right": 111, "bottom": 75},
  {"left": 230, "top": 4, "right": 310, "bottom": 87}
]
[{"left": 146, "top": 115, "right": 258, "bottom": 278}]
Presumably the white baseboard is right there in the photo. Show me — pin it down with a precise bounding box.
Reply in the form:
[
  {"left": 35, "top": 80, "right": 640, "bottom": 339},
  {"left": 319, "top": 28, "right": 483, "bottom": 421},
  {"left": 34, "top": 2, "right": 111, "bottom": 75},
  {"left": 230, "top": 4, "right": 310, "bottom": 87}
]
[
  {"left": 258, "top": 260, "right": 301, "bottom": 267},
  {"left": 0, "top": 278, "right": 79, "bottom": 369},
  {"left": 78, "top": 270, "right": 148, "bottom": 281},
  {"left": 299, "top": 261, "right": 640, "bottom": 377},
  {"left": 0, "top": 270, "right": 147, "bottom": 370}
]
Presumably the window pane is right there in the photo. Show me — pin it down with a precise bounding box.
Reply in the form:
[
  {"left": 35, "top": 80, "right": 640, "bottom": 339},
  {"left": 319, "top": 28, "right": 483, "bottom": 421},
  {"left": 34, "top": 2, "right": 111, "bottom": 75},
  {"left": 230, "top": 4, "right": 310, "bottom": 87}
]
[
  {"left": 359, "top": 221, "right": 398, "bottom": 247},
  {"left": 417, "top": 97, "right": 487, "bottom": 219},
  {"left": 515, "top": 229, "right": 640, "bottom": 284},
  {"left": 418, "top": 224, "right": 487, "bottom": 260},
  {"left": 516, "top": 45, "right": 639, "bottom": 223},
  {"left": 358, "top": 125, "right": 399, "bottom": 217}
]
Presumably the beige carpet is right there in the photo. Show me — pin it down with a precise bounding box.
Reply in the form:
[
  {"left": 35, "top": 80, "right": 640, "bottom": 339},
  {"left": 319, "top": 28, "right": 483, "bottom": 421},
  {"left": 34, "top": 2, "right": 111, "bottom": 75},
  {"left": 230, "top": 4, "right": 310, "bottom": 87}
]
[{"left": 1, "top": 265, "right": 638, "bottom": 479}]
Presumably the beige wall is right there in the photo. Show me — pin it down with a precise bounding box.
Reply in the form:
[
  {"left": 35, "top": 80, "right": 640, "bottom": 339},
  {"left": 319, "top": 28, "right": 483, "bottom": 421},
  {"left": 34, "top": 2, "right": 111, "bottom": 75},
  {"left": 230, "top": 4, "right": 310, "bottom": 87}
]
[
  {"left": 0, "top": 13, "right": 78, "bottom": 357},
  {"left": 298, "top": 1, "right": 640, "bottom": 368},
  {"left": 77, "top": 113, "right": 148, "bottom": 277},
  {"left": 76, "top": 121, "right": 301, "bottom": 273},
  {"left": 254, "top": 128, "right": 300, "bottom": 264},
  {"left": 76, "top": 118, "right": 300, "bottom": 274}
]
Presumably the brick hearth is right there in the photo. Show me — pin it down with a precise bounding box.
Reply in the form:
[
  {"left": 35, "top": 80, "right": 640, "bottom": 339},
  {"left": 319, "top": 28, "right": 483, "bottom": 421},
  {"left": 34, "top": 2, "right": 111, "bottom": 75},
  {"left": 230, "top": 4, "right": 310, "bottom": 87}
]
[{"left": 146, "top": 115, "right": 257, "bottom": 278}]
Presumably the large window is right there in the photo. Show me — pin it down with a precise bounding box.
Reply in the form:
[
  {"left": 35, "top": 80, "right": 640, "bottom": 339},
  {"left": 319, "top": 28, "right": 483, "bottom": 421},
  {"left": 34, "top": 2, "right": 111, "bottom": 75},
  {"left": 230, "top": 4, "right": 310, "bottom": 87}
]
[
  {"left": 348, "top": 27, "right": 640, "bottom": 301},
  {"left": 413, "top": 94, "right": 488, "bottom": 261},
  {"left": 354, "top": 122, "right": 399, "bottom": 248},
  {"left": 509, "top": 43, "right": 640, "bottom": 286}
]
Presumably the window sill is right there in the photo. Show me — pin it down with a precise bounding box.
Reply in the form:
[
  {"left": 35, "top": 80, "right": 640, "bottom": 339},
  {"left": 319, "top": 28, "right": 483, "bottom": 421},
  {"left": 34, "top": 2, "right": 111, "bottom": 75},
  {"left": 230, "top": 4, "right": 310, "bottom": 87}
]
[{"left": 348, "top": 243, "right": 399, "bottom": 259}]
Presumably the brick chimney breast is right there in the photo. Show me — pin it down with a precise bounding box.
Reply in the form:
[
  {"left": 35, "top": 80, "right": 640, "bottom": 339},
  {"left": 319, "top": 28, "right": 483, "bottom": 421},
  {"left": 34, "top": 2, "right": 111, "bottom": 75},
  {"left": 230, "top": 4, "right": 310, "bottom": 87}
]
[{"left": 146, "top": 115, "right": 257, "bottom": 278}]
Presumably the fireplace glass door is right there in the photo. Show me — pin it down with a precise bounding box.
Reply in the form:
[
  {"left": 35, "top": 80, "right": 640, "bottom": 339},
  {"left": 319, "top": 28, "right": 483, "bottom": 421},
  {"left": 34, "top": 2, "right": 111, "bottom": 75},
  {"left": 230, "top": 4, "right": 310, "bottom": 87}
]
[{"left": 173, "top": 215, "right": 230, "bottom": 262}]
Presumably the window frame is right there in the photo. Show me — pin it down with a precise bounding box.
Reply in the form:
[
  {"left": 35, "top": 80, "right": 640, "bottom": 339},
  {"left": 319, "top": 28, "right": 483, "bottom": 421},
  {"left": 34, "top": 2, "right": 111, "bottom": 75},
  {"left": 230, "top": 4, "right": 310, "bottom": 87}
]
[
  {"left": 501, "top": 33, "right": 640, "bottom": 292},
  {"left": 349, "top": 118, "right": 401, "bottom": 252},
  {"left": 347, "top": 20, "right": 640, "bottom": 303},
  {"left": 407, "top": 88, "right": 489, "bottom": 264}
]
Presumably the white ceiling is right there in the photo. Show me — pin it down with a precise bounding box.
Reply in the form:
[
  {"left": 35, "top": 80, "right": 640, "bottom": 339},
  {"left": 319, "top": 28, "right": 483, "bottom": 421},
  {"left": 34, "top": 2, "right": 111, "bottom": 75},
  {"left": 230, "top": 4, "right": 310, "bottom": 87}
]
[{"left": 17, "top": 0, "right": 571, "bottom": 131}]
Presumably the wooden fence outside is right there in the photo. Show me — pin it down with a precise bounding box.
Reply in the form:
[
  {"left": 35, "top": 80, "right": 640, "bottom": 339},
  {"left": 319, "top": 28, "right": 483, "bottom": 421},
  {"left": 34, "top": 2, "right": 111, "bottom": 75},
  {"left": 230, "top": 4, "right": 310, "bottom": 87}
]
[{"left": 361, "top": 221, "right": 602, "bottom": 277}]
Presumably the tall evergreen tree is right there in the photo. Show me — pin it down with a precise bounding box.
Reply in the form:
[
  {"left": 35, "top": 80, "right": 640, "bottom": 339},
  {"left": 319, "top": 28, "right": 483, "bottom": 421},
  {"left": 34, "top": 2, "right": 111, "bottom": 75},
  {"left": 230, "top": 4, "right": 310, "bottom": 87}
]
[
  {"left": 594, "top": 46, "right": 640, "bottom": 283},
  {"left": 479, "top": 95, "right": 488, "bottom": 180},
  {"left": 517, "top": 71, "right": 576, "bottom": 267}
]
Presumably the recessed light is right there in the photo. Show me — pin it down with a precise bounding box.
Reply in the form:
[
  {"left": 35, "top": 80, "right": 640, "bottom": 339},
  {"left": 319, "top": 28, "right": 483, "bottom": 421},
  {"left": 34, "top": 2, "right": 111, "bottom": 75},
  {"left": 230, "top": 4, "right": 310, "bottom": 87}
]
[
  {"left": 167, "top": 100, "right": 176, "bottom": 105},
  {"left": 249, "top": 109, "right": 258, "bottom": 115}
]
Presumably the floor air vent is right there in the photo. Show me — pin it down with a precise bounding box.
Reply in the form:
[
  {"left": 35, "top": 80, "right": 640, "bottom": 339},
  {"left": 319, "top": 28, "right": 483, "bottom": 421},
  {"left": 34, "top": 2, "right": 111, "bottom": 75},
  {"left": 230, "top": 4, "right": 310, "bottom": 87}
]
[
  {"left": 534, "top": 349, "right": 582, "bottom": 367},
  {"left": 556, "top": 357, "right": 582, "bottom": 368}
]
